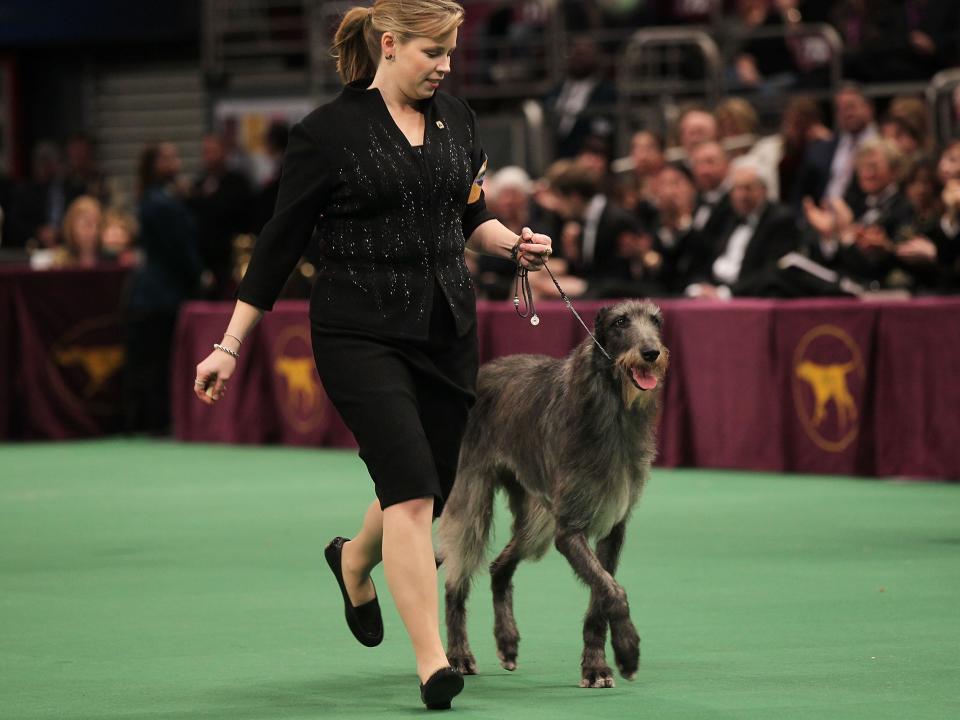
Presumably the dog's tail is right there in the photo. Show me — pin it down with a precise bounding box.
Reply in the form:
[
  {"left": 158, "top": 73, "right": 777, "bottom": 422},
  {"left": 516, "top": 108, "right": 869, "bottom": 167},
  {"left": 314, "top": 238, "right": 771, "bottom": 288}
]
[{"left": 437, "top": 462, "right": 500, "bottom": 593}]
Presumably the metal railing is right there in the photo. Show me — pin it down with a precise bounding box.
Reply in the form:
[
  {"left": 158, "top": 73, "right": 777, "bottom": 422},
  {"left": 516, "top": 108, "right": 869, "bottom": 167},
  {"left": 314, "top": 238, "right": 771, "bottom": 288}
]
[{"left": 928, "top": 69, "right": 960, "bottom": 147}]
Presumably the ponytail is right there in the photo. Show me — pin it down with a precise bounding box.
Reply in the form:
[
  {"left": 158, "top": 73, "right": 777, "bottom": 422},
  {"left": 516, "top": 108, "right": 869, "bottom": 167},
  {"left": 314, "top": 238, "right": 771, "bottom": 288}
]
[
  {"left": 331, "top": 1, "right": 466, "bottom": 86},
  {"left": 332, "top": 7, "right": 379, "bottom": 84}
]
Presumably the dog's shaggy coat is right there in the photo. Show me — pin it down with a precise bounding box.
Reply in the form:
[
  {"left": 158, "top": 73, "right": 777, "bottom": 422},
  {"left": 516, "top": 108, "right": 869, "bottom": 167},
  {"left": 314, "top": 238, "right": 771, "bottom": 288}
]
[{"left": 438, "top": 300, "right": 669, "bottom": 688}]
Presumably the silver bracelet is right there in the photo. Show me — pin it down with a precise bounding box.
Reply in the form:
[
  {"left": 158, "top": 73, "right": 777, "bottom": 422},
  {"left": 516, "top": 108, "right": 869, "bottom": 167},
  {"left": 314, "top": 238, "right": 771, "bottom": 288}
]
[{"left": 213, "top": 343, "right": 239, "bottom": 360}]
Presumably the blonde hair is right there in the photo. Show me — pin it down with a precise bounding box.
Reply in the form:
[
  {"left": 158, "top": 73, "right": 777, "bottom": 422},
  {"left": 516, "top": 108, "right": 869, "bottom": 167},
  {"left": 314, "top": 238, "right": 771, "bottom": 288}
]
[
  {"left": 332, "top": 0, "right": 465, "bottom": 84},
  {"left": 857, "top": 137, "right": 907, "bottom": 180},
  {"left": 715, "top": 97, "right": 759, "bottom": 138},
  {"left": 61, "top": 195, "right": 102, "bottom": 250}
]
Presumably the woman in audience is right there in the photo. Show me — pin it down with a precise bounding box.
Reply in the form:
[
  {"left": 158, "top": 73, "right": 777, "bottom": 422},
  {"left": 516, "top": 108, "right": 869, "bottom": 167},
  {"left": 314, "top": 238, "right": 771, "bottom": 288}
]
[{"left": 56, "top": 195, "right": 103, "bottom": 268}]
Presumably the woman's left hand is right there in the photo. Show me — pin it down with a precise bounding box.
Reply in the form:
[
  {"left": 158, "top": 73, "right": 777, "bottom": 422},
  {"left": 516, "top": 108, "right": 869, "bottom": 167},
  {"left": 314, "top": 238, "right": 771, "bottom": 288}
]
[{"left": 516, "top": 226, "right": 553, "bottom": 271}]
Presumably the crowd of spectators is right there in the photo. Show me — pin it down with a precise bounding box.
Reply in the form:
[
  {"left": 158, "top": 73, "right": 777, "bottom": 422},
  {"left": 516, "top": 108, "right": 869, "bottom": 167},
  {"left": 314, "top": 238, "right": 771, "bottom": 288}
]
[{"left": 476, "top": 83, "right": 960, "bottom": 303}]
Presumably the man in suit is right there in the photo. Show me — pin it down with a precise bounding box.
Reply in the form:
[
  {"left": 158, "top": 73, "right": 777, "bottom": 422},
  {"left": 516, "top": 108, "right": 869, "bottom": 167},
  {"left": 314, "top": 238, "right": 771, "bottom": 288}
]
[
  {"left": 688, "top": 158, "right": 799, "bottom": 299},
  {"left": 793, "top": 84, "right": 877, "bottom": 211},
  {"left": 689, "top": 140, "right": 733, "bottom": 245},
  {"left": 545, "top": 37, "right": 617, "bottom": 159},
  {"left": 550, "top": 163, "right": 645, "bottom": 284}
]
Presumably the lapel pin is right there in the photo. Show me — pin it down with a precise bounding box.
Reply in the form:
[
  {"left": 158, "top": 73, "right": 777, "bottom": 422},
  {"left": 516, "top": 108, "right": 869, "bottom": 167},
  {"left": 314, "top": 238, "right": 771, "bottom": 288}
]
[{"left": 436, "top": 120, "right": 445, "bottom": 129}]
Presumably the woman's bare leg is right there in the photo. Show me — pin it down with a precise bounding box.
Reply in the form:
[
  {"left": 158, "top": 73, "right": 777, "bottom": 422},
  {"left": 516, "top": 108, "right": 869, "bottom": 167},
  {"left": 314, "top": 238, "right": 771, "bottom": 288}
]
[
  {"left": 340, "top": 499, "right": 383, "bottom": 605},
  {"left": 382, "top": 496, "right": 449, "bottom": 682}
]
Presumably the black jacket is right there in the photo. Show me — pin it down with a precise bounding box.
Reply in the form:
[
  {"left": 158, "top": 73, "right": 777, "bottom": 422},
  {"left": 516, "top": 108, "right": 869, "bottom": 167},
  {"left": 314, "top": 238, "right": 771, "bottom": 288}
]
[
  {"left": 237, "top": 80, "right": 495, "bottom": 339},
  {"left": 694, "top": 202, "right": 799, "bottom": 295}
]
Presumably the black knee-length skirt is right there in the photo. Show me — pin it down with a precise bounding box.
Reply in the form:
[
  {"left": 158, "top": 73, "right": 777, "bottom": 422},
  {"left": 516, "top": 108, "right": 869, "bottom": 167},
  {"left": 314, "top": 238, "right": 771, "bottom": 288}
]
[{"left": 311, "top": 284, "right": 479, "bottom": 516}]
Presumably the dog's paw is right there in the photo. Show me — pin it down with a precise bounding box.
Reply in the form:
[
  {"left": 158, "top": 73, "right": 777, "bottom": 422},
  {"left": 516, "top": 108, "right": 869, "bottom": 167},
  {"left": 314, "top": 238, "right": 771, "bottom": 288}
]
[
  {"left": 496, "top": 649, "right": 518, "bottom": 672},
  {"left": 610, "top": 619, "right": 641, "bottom": 679},
  {"left": 580, "top": 665, "right": 616, "bottom": 688},
  {"left": 447, "top": 652, "right": 479, "bottom": 675}
]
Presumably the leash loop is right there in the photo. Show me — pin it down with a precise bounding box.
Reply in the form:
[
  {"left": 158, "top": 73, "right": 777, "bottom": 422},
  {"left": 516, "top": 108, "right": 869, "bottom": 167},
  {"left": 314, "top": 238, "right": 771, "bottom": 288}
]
[{"left": 512, "top": 242, "right": 611, "bottom": 361}]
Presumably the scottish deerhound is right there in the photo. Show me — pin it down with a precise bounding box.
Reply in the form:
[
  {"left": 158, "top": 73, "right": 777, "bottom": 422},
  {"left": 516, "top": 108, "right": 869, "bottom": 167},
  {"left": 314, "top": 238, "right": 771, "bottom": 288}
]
[{"left": 438, "top": 299, "right": 668, "bottom": 688}]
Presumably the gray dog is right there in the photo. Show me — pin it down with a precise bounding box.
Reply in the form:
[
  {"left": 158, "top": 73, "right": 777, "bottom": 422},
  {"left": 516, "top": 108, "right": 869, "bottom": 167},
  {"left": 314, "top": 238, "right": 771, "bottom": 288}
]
[{"left": 437, "top": 299, "right": 669, "bottom": 688}]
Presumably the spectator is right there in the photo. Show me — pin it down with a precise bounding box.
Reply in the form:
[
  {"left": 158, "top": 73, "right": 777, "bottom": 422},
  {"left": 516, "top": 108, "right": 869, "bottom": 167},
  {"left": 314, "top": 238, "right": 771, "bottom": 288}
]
[
  {"left": 189, "top": 133, "right": 254, "bottom": 299},
  {"left": 123, "top": 142, "right": 202, "bottom": 435},
  {"left": 9, "top": 141, "right": 68, "bottom": 249},
  {"left": 616, "top": 130, "right": 665, "bottom": 216},
  {"left": 778, "top": 95, "right": 832, "bottom": 203},
  {"left": 689, "top": 141, "right": 734, "bottom": 242},
  {"left": 253, "top": 121, "right": 290, "bottom": 234},
  {"left": 472, "top": 166, "right": 536, "bottom": 299},
  {"left": 794, "top": 83, "right": 877, "bottom": 209},
  {"left": 835, "top": 0, "right": 960, "bottom": 83},
  {"left": 688, "top": 158, "right": 799, "bottom": 298},
  {"left": 803, "top": 138, "right": 913, "bottom": 289},
  {"left": 673, "top": 104, "right": 719, "bottom": 163},
  {"left": 549, "top": 162, "right": 641, "bottom": 282},
  {"left": 545, "top": 36, "right": 616, "bottom": 159},
  {"left": 650, "top": 162, "right": 705, "bottom": 294},
  {"left": 731, "top": 0, "right": 800, "bottom": 92},
  {"left": 63, "top": 133, "right": 109, "bottom": 206},
  {"left": 100, "top": 210, "right": 138, "bottom": 267},
  {"left": 932, "top": 140, "right": 960, "bottom": 291},
  {"left": 880, "top": 97, "right": 931, "bottom": 160},
  {"left": 56, "top": 195, "right": 103, "bottom": 268},
  {"left": 715, "top": 97, "right": 782, "bottom": 197}
]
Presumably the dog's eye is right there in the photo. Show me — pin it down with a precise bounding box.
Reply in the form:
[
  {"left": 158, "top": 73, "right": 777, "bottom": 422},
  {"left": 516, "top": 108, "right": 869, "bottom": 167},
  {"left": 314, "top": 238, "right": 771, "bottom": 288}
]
[
  {"left": 614, "top": 315, "right": 629, "bottom": 328},
  {"left": 650, "top": 313, "right": 663, "bottom": 329}
]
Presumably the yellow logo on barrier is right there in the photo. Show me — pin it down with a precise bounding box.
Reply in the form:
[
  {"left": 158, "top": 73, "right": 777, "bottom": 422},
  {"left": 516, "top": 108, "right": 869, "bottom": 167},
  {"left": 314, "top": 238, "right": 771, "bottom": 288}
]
[
  {"left": 272, "top": 325, "right": 325, "bottom": 433},
  {"left": 792, "top": 325, "right": 864, "bottom": 453},
  {"left": 50, "top": 315, "right": 124, "bottom": 414}
]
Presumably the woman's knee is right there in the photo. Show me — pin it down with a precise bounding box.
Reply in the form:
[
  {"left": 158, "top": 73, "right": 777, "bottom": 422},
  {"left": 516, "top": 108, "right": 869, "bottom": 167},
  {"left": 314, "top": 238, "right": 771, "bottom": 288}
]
[{"left": 383, "top": 495, "right": 435, "bottom": 524}]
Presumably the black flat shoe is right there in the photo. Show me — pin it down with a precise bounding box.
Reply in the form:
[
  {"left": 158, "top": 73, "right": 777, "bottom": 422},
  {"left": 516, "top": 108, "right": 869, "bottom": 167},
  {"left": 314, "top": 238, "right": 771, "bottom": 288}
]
[
  {"left": 420, "top": 666, "right": 464, "bottom": 710},
  {"left": 324, "top": 536, "right": 383, "bottom": 647}
]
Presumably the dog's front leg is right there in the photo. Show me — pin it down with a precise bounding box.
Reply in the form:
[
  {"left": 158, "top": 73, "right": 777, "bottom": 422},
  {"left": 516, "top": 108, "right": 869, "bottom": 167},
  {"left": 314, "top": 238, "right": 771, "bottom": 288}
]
[
  {"left": 555, "top": 528, "right": 639, "bottom": 687},
  {"left": 595, "top": 522, "right": 639, "bottom": 681}
]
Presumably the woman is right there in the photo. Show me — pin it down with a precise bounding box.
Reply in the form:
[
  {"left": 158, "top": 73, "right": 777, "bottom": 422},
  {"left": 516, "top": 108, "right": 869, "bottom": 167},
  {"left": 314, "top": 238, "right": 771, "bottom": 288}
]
[
  {"left": 57, "top": 195, "right": 103, "bottom": 268},
  {"left": 192, "top": 0, "right": 551, "bottom": 710}
]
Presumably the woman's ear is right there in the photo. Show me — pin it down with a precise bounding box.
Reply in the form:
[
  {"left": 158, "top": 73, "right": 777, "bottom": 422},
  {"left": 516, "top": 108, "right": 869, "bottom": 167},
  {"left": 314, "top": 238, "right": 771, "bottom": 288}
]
[{"left": 381, "top": 32, "right": 397, "bottom": 60}]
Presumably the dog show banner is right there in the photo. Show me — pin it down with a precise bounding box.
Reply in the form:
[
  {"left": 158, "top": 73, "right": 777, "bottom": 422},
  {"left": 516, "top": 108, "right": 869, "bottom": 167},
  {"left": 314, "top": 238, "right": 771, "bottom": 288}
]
[
  {"left": 170, "top": 302, "right": 354, "bottom": 449},
  {"left": 775, "top": 301, "right": 877, "bottom": 476},
  {"left": 165, "top": 297, "right": 960, "bottom": 480},
  {"left": 2, "top": 266, "right": 128, "bottom": 438}
]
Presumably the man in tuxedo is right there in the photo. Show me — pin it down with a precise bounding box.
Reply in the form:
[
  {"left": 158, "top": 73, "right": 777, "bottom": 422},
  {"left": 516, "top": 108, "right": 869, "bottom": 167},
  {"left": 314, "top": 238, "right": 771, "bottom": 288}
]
[
  {"left": 793, "top": 84, "right": 877, "bottom": 211},
  {"left": 689, "top": 140, "right": 733, "bottom": 245},
  {"left": 688, "top": 159, "right": 799, "bottom": 299},
  {"left": 550, "top": 164, "right": 644, "bottom": 283}
]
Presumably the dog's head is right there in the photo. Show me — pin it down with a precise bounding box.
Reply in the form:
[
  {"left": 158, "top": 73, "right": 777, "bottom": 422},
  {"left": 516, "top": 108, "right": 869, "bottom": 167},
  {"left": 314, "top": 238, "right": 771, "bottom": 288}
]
[{"left": 593, "top": 300, "right": 669, "bottom": 406}]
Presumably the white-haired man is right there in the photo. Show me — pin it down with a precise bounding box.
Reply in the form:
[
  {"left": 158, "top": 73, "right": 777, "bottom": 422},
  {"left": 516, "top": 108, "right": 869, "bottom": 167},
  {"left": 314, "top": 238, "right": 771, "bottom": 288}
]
[{"left": 687, "top": 158, "right": 799, "bottom": 298}]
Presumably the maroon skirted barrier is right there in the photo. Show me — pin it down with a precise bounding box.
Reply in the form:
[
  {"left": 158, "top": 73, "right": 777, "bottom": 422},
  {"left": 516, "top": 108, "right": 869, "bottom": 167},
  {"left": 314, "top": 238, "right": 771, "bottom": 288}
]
[
  {"left": 171, "top": 297, "right": 960, "bottom": 479},
  {"left": 0, "top": 265, "right": 130, "bottom": 439}
]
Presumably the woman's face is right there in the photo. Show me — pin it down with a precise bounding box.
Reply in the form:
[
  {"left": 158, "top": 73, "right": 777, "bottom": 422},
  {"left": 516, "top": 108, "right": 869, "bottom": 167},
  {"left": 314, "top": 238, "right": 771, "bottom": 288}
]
[
  {"left": 938, "top": 143, "right": 960, "bottom": 183},
  {"left": 905, "top": 169, "right": 936, "bottom": 212},
  {"left": 71, "top": 209, "right": 100, "bottom": 253},
  {"left": 391, "top": 28, "right": 458, "bottom": 101}
]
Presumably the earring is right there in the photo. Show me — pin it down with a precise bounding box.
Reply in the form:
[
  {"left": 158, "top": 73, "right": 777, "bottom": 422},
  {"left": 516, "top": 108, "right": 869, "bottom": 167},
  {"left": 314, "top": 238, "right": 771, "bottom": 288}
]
[{"left": 385, "top": 54, "right": 394, "bottom": 61}]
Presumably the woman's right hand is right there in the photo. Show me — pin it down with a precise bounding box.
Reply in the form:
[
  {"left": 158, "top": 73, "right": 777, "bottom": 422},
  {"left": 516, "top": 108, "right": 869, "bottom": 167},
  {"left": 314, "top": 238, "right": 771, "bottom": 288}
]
[{"left": 194, "top": 349, "right": 237, "bottom": 405}]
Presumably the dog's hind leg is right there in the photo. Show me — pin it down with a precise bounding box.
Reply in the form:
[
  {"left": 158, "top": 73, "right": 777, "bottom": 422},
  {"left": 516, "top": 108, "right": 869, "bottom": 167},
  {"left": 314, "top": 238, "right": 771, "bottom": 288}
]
[
  {"left": 555, "top": 528, "right": 639, "bottom": 688},
  {"left": 490, "top": 536, "right": 522, "bottom": 671},
  {"left": 581, "top": 521, "right": 639, "bottom": 687},
  {"left": 444, "top": 578, "right": 478, "bottom": 675}
]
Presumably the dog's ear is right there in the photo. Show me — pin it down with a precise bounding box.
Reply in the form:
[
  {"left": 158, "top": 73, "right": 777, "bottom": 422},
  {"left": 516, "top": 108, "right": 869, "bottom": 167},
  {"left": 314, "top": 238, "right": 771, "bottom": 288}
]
[{"left": 594, "top": 306, "right": 611, "bottom": 346}]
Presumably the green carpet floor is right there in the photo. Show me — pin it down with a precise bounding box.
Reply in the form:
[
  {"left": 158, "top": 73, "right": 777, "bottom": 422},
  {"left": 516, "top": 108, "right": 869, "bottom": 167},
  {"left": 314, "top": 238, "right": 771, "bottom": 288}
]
[{"left": 1, "top": 439, "right": 958, "bottom": 719}]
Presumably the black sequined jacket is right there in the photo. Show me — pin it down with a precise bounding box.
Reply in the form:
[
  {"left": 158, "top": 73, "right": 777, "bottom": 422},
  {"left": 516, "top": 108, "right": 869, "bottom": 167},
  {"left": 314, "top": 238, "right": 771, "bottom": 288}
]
[{"left": 236, "top": 80, "right": 495, "bottom": 339}]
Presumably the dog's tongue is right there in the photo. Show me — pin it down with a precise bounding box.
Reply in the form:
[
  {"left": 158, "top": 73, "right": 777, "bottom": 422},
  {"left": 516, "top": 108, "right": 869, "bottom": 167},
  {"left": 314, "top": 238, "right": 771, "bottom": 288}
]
[{"left": 631, "top": 367, "right": 658, "bottom": 390}]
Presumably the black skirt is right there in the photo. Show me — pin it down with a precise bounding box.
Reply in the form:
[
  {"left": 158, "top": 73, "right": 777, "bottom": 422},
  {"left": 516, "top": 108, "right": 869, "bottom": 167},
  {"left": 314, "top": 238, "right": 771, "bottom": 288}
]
[{"left": 311, "top": 283, "right": 479, "bottom": 516}]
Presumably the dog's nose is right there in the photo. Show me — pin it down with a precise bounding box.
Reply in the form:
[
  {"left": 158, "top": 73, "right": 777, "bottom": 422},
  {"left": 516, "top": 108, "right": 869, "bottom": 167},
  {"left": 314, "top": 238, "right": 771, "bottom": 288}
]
[{"left": 641, "top": 348, "right": 660, "bottom": 363}]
